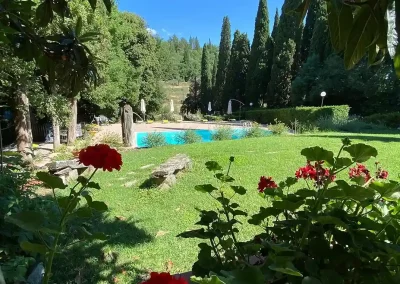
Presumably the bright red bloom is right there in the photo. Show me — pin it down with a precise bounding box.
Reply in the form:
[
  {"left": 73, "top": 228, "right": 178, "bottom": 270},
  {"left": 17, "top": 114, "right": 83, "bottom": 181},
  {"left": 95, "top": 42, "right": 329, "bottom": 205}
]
[
  {"left": 295, "top": 161, "right": 334, "bottom": 186},
  {"left": 258, "top": 176, "right": 278, "bottom": 193},
  {"left": 376, "top": 169, "right": 389, "bottom": 179},
  {"left": 141, "top": 272, "right": 188, "bottom": 284},
  {"left": 78, "top": 144, "right": 123, "bottom": 172},
  {"left": 349, "top": 164, "right": 371, "bottom": 182}
]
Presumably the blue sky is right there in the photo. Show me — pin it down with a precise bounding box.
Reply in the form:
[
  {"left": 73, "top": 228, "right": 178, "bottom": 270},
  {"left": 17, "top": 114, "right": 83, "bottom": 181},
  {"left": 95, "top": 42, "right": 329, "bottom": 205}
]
[{"left": 117, "top": 0, "right": 284, "bottom": 45}]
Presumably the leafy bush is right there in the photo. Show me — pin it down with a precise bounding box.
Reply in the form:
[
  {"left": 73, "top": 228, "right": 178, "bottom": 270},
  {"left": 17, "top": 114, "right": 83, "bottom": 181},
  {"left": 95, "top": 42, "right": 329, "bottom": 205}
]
[
  {"left": 268, "top": 119, "right": 289, "bottom": 135},
  {"left": 317, "top": 116, "right": 389, "bottom": 133},
  {"left": 290, "top": 119, "right": 319, "bottom": 134},
  {"left": 364, "top": 112, "right": 400, "bottom": 128},
  {"left": 99, "top": 131, "right": 123, "bottom": 147},
  {"left": 245, "top": 105, "right": 350, "bottom": 125},
  {"left": 143, "top": 132, "right": 167, "bottom": 148},
  {"left": 176, "top": 130, "right": 202, "bottom": 144},
  {"left": 84, "top": 123, "right": 100, "bottom": 132},
  {"left": 204, "top": 115, "right": 224, "bottom": 122},
  {"left": 242, "top": 125, "right": 267, "bottom": 138},
  {"left": 184, "top": 111, "right": 203, "bottom": 121},
  {"left": 211, "top": 126, "right": 234, "bottom": 141},
  {"left": 180, "top": 139, "right": 400, "bottom": 284}
]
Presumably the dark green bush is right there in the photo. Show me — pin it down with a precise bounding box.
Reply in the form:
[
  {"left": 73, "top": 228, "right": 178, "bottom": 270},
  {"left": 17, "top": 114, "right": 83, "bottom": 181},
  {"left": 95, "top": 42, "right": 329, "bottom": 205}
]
[
  {"left": 245, "top": 105, "right": 350, "bottom": 125},
  {"left": 143, "top": 132, "right": 167, "bottom": 148},
  {"left": 364, "top": 112, "right": 400, "bottom": 128},
  {"left": 176, "top": 130, "right": 202, "bottom": 144},
  {"left": 242, "top": 125, "right": 267, "bottom": 138},
  {"left": 212, "top": 126, "right": 234, "bottom": 141},
  {"left": 268, "top": 119, "right": 289, "bottom": 135}
]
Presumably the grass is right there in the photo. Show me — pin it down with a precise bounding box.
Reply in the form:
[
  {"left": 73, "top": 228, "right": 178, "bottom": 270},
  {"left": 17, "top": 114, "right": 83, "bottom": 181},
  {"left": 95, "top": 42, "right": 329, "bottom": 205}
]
[
  {"left": 161, "top": 81, "right": 190, "bottom": 112},
  {"left": 53, "top": 132, "right": 400, "bottom": 283}
]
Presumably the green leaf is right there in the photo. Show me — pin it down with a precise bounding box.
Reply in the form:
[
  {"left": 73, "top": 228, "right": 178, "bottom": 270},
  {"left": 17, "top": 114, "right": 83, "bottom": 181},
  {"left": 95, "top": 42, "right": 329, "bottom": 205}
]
[
  {"left": 315, "top": 216, "right": 347, "bottom": 228},
  {"left": 36, "top": 172, "right": 67, "bottom": 189},
  {"left": 327, "top": 0, "right": 353, "bottom": 52},
  {"left": 370, "top": 181, "right": 400, "bottom": 198},
  {"left": 268, "top": 242, "right": 294, "bottom": 252},
  {"left": 205, "top": 161, "right": 222, "bottom": 172},
  {"left": 335, "top": 157, "right": 353, "bottom": 169},
  {"left": 303, "top": 277, "right": 322, "bottom": 284},
  {"left": 269, "top": 262, "right": 303, "bottom": 277},
  {"left": 195, "top": 184, "right": 218, "bottom": 193},
  {"left": 75, "top": 207, "right": 92, "bottom": 218},
  {"left": 320, "top": 269, "right": 344, "bottom": 284},
  {"left": 230, "top": 203, "right": 240, "bottom": 208},
  {"left": 301, "top": 147, "right": 334, "bottom": 165},
  {"left": 177, "top": 229, "right": 212, "bottom": 239},
  {"left": 296, "top": 189, "right": 316, "bottom": 198},
  {"left": 89, "top": 201, "right": 108, "bottom": 212},
  {"left": 20, "top": 241, "right": 47, "bottom": 255},
  {"left": 395, "top": 46, "right": 400, "bottom": 78},
  {"left": 248, "top": 207, "right": 283, "bottom": 225},
  {"left": 231, "top": 186, "right": 246, "bottom": 195},
  {"left": 324, "top": 188, "right": 345, "bottom": 199},
  {"left": 231, "top": 266, "right": 265, "bottom": 284},
  {"left": 385, "top": 225, "right": 397, "bottom": 243},
  {"left": 232, "top": 210, "right": 247, "bottom": 217},
  {"left": 284, "top": 177, "right": 298, "bottom": 187},
  {"left": 191, "top": 275, "right": 226, "bottom": 284},
  {"left": 215, "top": 173, "right": 235, "bottom": 182},
  {"left": 88, "top": 0, "right": 97, "bottom": 10},
  {"left": 336, "top": 180, "right": 375, "bottom": 201},
  {"left": 75, "top": 16, "right": 83, "bottom": 37},
  {"left": 87, "top": 182, "right": 101, "bottom": 190},
  {"left": 57, "top": 196, "right": 70, "bottom": 209},
  {"left": 368, "top": 44, "right": 378, "bottom": 65},
  {"left": 5, "top": 211, "right": 45, "bottom": 231},
  {"left": 273, "top": 200, "right": 304, "bottom": 212},
  {"left": 36, "top": 1, "right": 53, "bottom": 27},
  {"left": 196, "top": 210, "right": 218, "bottom": 226},
  {"left": 343, "top": 143, "right": 378, "bottom": 163}
]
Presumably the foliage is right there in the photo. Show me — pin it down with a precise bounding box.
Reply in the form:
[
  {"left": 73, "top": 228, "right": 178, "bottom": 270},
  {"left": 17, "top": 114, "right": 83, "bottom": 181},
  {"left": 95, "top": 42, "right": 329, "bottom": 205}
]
[
  {"left": 184, "top": 111, "right": 204, "bottom": 122},
  {"left": 204, "top": 115, "right": 224, "bottom": 122},
  {"left": 99, "top": 132, "right": 123, "bottom": 148},
  {"left": 176, "top": 130, "right": 202, "bottom": 144},
  {"left": 214, "top": 17, "right": 231, "bottom": 110},
  {"left": 242, "top": 125, "right": 267, "bottom": 138},
  {"left": 300, "top": 0, "right": 322, "bottom": 63},
  {"left": 180, "top": 139, "right": 400, "bottom": 283},
  {"left": 245, "top": 0, "right": 270, "bottom": 105},
  {"left": 211, "top": 126, "right": 234, "bottom": 141},
  {"left": 181, "top": 79, "right": 202, "bottom": 114},
  {"left": 143, "top": 132, "right": 167, "bottom": 148},
  {"left": 364, "top": 112, "right": 400, "bottom": 129},
  {"left": 245, "top": 105, "right": 350, "bottom": 125},
  {"left": 268, "top": 118, "right": 289, "bottom": 135},
  {"left": 200, "top": 44, "right": 213, "bottom": 112},
  {"left": 85, "top": 124, "right": 100, "bottom": 132}
]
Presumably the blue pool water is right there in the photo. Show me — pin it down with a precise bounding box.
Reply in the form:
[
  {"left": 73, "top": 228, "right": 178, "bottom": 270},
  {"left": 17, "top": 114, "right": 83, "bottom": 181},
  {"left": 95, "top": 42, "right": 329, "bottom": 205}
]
[{"left": 136, "top": 129, "right": 271, "bottom": 148}]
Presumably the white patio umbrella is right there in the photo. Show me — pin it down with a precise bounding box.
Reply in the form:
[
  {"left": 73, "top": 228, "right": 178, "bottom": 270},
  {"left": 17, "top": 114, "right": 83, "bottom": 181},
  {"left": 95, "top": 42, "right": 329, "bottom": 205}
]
[
  {"left": 140, "top": 99, "right": 146, "bottom": 120},
  {"left": 170, "top": 99, "right": 175, "bottom": 113},
  {"left": 208, "top": 101, "right": 212, "bottom": 112},
  {"left": 227, "top": 100, "right": 233, "bottom": 115}
]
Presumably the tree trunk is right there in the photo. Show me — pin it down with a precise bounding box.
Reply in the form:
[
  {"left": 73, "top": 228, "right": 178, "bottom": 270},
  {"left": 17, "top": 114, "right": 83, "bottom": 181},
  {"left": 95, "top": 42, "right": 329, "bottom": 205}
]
[
  {"left": 67, "top": 97, "right": 78, "bottom": 145},
  {"left": 52, "top": 117, "right": 60, "bottom": 150},
  {"left": 14, "top": 92, "right": 32, "bottom": 153},
  {"left": 121, "top": 104, "right": 135, "bottom": 147}
]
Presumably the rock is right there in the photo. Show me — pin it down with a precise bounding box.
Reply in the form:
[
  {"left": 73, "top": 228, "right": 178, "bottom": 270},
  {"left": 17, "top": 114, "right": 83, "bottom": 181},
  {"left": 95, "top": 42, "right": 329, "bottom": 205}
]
[
  {"left": 26, "top": 262, "right": 44, "bottom": 284},
  {"left": 46, "top": 159, "right": 85, "bottom": 172},
  {"left": 150, "top": 154, "right": 191, "bottom": 189}
]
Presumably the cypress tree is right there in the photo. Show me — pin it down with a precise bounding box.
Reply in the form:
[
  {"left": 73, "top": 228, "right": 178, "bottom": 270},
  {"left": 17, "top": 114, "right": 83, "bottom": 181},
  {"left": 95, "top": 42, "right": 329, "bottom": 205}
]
[
  {"left": 309, "top": 1, "right": 332, "bottom": 61},
  {"left": 211, "top": 53, "right": 218, "bottom": 89},
  {"left": 200, "top": 44, "right": 212, "bottom": 112},
  {"left": 300, "top": 0, "right": 322, "bottom": 63},
  {"left": 292, "top": 23, "right": 304, "bottom": 77},
  {"left": 272, "top": 8, "right": 280, "bottom": 40},
  {"left": 268, "top": 0, "right": 303, "bottom": 107},
  {"left": 246, "top": 0, "right": 270, "bottom": 105},
  {"left": 214, "top": 16, "right": 231, "bottom": 110},
  {"left": 224, "top": 30, "right": 250, "bottom": 108}
]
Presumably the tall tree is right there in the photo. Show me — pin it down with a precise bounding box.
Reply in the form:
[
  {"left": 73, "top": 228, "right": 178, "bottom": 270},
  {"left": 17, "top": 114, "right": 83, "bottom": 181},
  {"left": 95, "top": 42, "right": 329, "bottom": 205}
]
[
  {"left": 246, "top": 0, "right": 270, "bottom": 105},
  {"left": 224, "top": 31, "right": 250, "bottom": 108},
  {"left": 272, "top": 8, "right": 280, "bottom": 40},
  {"left": 292, "top": 23, "right": 304, "bottom": 77},
  {"left": 214, "top": 16, "right": 231, "bottom": 110},
  {"left": 309, "top": 1, "right": 332, "bottom": 62},
  {"left": 300, "top": 0, "right": 322, "bottom": 63},
  {"left": 200, "top": 44, "right": 212, "bottom": 112},
  {"left": 211, "top": 54, "right": 218, "bottom": 89},
  {"left": 268, "top": 0, "right": 303, "bottom": 107},
  {"left": 194, "top": 37, "right": 201, "bottom": 50}
]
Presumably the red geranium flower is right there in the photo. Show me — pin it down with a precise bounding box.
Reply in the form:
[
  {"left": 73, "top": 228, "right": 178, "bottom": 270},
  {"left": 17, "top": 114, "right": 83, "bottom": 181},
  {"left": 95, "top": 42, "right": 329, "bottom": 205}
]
[
  {"left": 295, "top": 161, "right": 335, "bottom": 186},
  {"left": 79, "top": 144, "right": 123, "bottom": 172},
  {"left": 258, "top": 176, "right": 278, "bottom": 193},
  {"left": 349, "top": 164, "right": 371, "bottom": 182},
  {"left": 141, "top": 272, "right": 188, "bottom": 284}
]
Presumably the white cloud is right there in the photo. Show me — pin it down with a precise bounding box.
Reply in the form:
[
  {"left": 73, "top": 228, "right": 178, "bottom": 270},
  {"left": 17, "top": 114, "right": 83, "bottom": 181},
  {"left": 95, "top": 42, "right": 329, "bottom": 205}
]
[
  {"left": 161, "top": 28, "right": 172, "bottom": 36},
  {"left": 146, "top": 27, "right": 157, "bottom": 36}
]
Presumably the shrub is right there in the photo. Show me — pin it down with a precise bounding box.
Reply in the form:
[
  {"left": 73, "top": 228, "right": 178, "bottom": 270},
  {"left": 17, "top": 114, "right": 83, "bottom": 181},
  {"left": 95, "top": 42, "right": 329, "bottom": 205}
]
[
  {"left": 179, "top": 139, "right": 400, "bottom": 284},
  {"left": 268, "top": 119, "right": 289, "bottom": 135},
  {"left": 242, "top": 125, "right": 267, "bottom": 138},
  {"left": 184, "top": 111, "right": 203, "bottom": 121},
  {"left": 143, "top": 132, "right": 167, "bottom": 148},
  {"left": 99, "top": 131, "right": 123, "bottom": 147},
  {"left": 176, "top": 130, "right": 202, "bottom": 144},
  {"left": 364, "top": 112, "right": 400, "bottom": 128},
  {"left": 211, "top": 126, "right": 234, "bottom": 141},
  {"left": 245, "top": 105, "right": 350, "bottom": 125},
  {"left": 290, "top": 119, "right": 319, "bottom": 134},
  {"left": 317, "top": 116, "right": 390, "bottom": 133},
  {"left": 84, "top": 123, "right": 100, "bottom": 132},
  {"left": 204, "top": 115, "right": 224, "bottom": 122}
]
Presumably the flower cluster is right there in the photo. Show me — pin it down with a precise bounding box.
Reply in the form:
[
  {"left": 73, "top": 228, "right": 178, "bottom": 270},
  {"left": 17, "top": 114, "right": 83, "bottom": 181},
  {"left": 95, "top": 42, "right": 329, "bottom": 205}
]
[
  {"left": 141, "top": 272, "right": 187, "bottom": 284},
  {"left": 295, "top": 161, "right": 335, "bottom": 186},
  {"left": 79, "top": 144, "right": 123, "bottom": 172},
  {"left": 258, "top": 176, "right": 278, "bottom": 193},
  {"left": 349, "top": 163, "right": 388, "bottom": 182}
]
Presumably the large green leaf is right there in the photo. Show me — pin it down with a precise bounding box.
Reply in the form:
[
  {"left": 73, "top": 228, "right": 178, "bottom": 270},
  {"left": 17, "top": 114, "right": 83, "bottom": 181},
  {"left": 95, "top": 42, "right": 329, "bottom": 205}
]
[
  {"left": 343, "top": 143, "right": 378, "bottom": 162},
  {"left": 301, "top": 147, "right": 334, "bottom": 165},
  {"left": 230, "top": 266, "right": 265, "bottom": 284},
  {"left": 334, "top": 157, "right": 353, "bottom": 169},
  {"left": 36, "top": 172, "right": 67, "bottom": 189},
  {"left": 320, "top": 269, "right": 344, "bottom": 284},
  {"left": 191, "top": 275, "right": 226, "bottom": 284},
  {"left": 89, "top": 201, "right": 108, "bottom": 212},
  {"left": 20, "top": 241, "right": 47, "bottom": 255},
  {"left": 36, "top": 0, "right": 53, "bottom": 27},
  {"left": 248, "top": 207, "right": 283, "bottom": 225},
  {"left": 215, "top": 173, "right": 234, "bottom": 182},
  {"left": 327, "top": 0, "right": 353, "bottom": 52},
  {"left": 5, "top": 211, "right": 45, "bottom": 231},
  {"left": 269, "top": 262, "right": 303, "bottom": 277},
  {"left": 177, "top": 229, "right": 213, "bottom": 239},
  {"left": 273, "top": 200, "right": 304, "bottom": 212},
  {"left": 369, "top": 181, "right": 400, "bottom": 198},
  {"left": 231, "top": 186, "right": 246, "bottom": 195},
  {"left": 315, "top": 216, "right": 347, "bottom": 228},
  {"left": 75, "top": 16, "right": 83, "bottom": 37},
  {"left": 205, "top": 161, "right": 222, "bottom": 172},
  {"left": 195, "top": 184, "right": 218, "bottom": 193},
  {"left": 336, "top": 180, "right": 375, "bottom": 201}
]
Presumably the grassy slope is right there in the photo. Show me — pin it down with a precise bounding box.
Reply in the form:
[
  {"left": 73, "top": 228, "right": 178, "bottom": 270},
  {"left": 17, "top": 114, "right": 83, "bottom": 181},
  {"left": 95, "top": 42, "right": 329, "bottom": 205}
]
[
  {"left": 161, "top": 81, "right": 190, "bottom": 111},
  {"left": 55, "top": 132, "right": 400, "bottom": 283}
]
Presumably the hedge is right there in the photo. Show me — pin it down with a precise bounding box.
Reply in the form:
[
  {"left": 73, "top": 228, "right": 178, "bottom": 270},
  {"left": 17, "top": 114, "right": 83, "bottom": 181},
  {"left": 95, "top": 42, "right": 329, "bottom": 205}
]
[
  {"left": 244, "top": 105, "right": 350, "bottom": 125},
  {"left": 364, "top": 112, "right": 400, "bottom": 128}
]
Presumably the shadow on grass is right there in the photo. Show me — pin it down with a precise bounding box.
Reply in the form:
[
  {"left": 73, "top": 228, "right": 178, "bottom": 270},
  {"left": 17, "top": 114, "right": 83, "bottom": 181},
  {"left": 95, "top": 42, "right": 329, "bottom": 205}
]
[
  {"left": 304, "top": 132, "right": 400, "bottom": 143},
  {"left": 52, "top": 215, "right": 153, "bottom": 283},
  {"left": 139, "top": 178, "right": 158, "bottom": 189}
]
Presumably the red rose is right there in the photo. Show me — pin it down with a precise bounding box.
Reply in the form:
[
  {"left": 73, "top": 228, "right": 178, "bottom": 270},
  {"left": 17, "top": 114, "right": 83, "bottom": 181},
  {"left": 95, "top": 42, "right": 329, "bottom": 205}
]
[
  {"left": 78, "top": 144, "right": 123, "bottom": 172},
  {"left": 258, "top": 176, "right": 278, "bottom": 193},
  {"left": 141, "top": 272, "right": 188, "bottom": 284}
]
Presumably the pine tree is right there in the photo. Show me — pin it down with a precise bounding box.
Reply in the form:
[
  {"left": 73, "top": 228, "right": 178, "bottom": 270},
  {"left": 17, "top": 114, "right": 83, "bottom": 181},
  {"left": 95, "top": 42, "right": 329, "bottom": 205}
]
[
  {"left": 214, "top": 16, "right": 231, "bottom": 110},
  {"left": 272, "top": 8, "right": 280, "bottom": 40},
  {"left": 268, "top": 0, "right": 303, "bottom": 107},
  {"left": 300, "top": 0, "right": 323, "bottom": 63},
  {"left": 194, "top": 37, "right": 201, "bottom": 50},
  {"left": 246, "top": 0, "right": 270, "bottom": 105},
  {"left": 309, "top": 1, "right": 332, "bottom": 61},
  {"left": 200, "top": 44, "right": 212, "bottom": 112},
  {"left": 224, "top": 30, "right": 250, "bottom": 108}
]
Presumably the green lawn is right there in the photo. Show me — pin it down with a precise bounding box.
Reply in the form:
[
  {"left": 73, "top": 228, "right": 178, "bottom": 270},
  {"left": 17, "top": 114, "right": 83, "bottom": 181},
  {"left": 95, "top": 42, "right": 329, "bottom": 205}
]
[{"left": 54, "top": 132, "right": 400, "bottom": 283}]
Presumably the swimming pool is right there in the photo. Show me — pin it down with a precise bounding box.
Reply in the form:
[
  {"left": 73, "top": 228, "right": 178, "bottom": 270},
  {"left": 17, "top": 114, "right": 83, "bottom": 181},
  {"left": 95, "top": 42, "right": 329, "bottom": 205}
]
[{"left": 136, "top": 129, "right": 271, "bottom": 148}]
